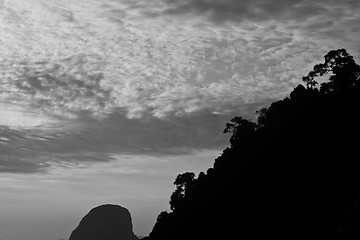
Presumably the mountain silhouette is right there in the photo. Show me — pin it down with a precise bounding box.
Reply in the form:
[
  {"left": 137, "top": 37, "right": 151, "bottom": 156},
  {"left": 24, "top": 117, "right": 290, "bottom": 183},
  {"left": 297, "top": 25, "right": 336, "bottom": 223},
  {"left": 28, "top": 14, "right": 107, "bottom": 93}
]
[
  {"left": 69, "top": 204, "right": 138, "bottom": 240},
  {"left": 148, "top": 49, "right": 360, "bottom": 239}
]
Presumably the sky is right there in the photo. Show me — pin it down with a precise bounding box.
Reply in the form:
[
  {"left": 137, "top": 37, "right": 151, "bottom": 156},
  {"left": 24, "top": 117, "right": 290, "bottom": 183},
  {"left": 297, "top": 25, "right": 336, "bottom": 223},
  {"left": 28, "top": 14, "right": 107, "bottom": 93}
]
[{"left": 0, "top": 0, "right": 360, "bottom": 239}]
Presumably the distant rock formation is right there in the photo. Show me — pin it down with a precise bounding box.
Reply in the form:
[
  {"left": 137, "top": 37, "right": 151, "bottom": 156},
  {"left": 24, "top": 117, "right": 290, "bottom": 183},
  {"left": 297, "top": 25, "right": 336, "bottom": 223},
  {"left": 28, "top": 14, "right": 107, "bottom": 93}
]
[{"left": 69, "top": 204, "right": 138, "bottom": 240}]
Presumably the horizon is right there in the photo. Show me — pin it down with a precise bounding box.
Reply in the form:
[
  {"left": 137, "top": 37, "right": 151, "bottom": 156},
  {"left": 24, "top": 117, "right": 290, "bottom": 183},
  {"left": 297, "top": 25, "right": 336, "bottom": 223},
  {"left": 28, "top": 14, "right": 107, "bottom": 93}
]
[{"left": 1, "top": 0, "right": 360, "bottom": 239}]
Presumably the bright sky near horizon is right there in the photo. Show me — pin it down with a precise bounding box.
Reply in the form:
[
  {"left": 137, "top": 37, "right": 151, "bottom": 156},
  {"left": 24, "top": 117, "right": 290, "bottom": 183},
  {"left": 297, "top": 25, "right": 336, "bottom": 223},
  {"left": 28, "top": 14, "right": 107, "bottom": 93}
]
[{"left": 1, "top": 0, "right": 360, "bottom": 239}]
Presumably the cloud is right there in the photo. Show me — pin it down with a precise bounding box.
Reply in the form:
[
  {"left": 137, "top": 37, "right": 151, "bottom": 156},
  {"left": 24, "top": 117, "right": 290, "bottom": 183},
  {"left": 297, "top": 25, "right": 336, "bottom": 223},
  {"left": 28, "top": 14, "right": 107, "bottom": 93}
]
[
  {"left": 2, "top": 0, "right": 340, "bottom": 121},
  {"left": 0, "top": 109, "right": 234, "bottom": 173},
  {"left": 157, "top": 0, "right": 317, "bottom": 23},
  {"left": 0, "top": 156, "right": 49, "bottom": 174},
  {"left": 0, "top": 103, "right": 56, "bottom": 128},
  {"left": 1, "top": 0, "right": 360, "bottom": 174},
  {"left": 149, "top": 0, "right": 360, "bottom": 24},
  {"left": 0, "top": 25, "right": 319, "bottom": 120}
]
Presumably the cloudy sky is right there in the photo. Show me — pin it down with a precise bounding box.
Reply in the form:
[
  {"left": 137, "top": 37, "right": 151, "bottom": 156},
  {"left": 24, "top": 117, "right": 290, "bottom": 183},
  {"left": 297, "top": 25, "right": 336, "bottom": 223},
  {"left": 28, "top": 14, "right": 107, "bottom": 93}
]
[{"left": 1, "top": 0, "right": 360, "bottom": 239}]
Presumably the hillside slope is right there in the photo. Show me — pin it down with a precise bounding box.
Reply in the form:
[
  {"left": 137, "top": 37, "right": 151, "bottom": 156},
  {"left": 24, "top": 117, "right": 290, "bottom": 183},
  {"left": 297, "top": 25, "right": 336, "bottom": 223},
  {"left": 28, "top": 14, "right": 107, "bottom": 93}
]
[{"left": 148, "top": 49, "right": 360, "bottom": 239}]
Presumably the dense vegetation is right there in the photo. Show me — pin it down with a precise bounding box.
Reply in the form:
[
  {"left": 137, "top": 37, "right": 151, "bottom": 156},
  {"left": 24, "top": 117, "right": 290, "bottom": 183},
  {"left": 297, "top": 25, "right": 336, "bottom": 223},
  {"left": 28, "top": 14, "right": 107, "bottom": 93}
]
[{"left": 148, "top": 49, "right": 360, "bottom": 238}]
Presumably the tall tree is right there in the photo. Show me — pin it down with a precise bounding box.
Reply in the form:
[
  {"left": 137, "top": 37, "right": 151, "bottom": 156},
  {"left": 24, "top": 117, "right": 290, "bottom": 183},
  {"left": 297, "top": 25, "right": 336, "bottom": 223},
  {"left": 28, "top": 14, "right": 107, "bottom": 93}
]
[
  {"left": 302, "top": 49, "right": 360, "bottom": 93},
  {"left": 169, "top": 172, "right": 195, "bottom": 211}
]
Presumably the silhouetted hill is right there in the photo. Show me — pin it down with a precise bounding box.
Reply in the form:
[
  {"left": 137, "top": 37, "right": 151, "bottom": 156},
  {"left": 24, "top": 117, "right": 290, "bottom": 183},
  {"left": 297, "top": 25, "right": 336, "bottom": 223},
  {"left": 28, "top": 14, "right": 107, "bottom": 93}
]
[
  {"left": 69, "top": 204, "right": 138, "bottom": 240},
  {"left": 148, "top": 49, "right": 360, "bottom": 239}
]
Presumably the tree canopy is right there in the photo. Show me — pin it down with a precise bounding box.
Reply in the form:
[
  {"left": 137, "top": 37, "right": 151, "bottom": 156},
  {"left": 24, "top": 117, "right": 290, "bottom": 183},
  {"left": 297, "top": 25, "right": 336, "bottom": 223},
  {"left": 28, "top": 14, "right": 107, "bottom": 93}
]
[
  {"left": 302, "top": 48, "right": 360, "bottom": 92},
  {"left": 169, "top": 172, "right": 195, "bottom": 211},
  {"left": 148, "top": 49, "right": 360, "bottom": 239}
]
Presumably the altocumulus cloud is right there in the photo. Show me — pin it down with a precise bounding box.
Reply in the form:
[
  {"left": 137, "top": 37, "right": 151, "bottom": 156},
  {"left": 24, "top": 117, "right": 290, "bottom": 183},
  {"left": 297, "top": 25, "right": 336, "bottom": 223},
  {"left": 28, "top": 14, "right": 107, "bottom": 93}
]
[{"left": 1, "top": 0, "right": 360, "bottom": 173}]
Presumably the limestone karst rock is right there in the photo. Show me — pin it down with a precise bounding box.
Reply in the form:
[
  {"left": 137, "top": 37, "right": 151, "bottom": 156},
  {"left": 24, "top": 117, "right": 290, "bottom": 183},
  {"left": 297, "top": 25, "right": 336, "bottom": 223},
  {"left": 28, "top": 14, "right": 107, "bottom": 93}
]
[{"left": 69, "top": 204, "right": 138, "bottom": 240}]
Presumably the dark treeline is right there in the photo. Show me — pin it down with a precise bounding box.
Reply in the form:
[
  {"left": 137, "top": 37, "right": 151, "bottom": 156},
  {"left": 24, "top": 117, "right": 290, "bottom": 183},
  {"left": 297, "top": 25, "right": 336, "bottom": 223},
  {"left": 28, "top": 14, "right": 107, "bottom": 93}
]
[{"left": 146, "top": 49, "right": 360, "bottom": 239}]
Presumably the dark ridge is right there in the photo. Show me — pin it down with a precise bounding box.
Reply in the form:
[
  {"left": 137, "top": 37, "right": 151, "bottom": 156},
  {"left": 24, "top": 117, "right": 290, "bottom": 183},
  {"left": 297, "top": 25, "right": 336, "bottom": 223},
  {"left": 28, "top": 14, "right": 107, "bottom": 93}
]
[{"left": 148, "top": 49, "right": 360, "bottom": 239}]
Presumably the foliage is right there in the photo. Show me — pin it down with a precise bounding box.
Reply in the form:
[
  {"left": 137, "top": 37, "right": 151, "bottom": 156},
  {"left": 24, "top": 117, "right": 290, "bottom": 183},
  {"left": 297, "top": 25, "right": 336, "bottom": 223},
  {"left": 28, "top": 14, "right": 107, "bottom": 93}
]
[
  {"left": 169, "top": 172, "right": 195, "bottom": 211},
  {"left": 149, "top": 49, "right": 360, "bottom": 239},
  {"left": 302, "top": 48, "right": 360, "bottom": 93},
  {"left": 223, "top": 117, "right": 257, "bottom": 148}
]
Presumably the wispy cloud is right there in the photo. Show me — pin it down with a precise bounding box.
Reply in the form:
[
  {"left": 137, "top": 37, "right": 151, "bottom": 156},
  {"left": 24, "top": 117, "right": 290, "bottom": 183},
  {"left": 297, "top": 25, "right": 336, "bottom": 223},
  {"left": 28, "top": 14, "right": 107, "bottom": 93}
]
[
  {"left": 0, "top": 109, "right": 231, "bottom": 173},
  {"left": 3, "top": 0, "right": 354, "bottom": 120},
  {"left": 147, "top": 0, "right": 360, "bottom": 25},
  {"left": 1, "top": 0, "right": 359, "bottom": 174}
]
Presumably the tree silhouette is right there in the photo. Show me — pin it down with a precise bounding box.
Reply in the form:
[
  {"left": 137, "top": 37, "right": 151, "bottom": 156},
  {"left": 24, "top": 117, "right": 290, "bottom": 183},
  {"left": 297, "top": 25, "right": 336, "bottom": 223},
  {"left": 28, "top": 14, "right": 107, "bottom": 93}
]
[
  {"left": 169, "top": 172, "right": 195, "bottom": 211},
  {"left": 148, "top": 49, "right": 360, "bottom": 239},
  {"left": 302, "top": 48, "right": 360, "bottom": 93},
  {"left": 223, "top": 116, "right": 257, "bottom": 148}
]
